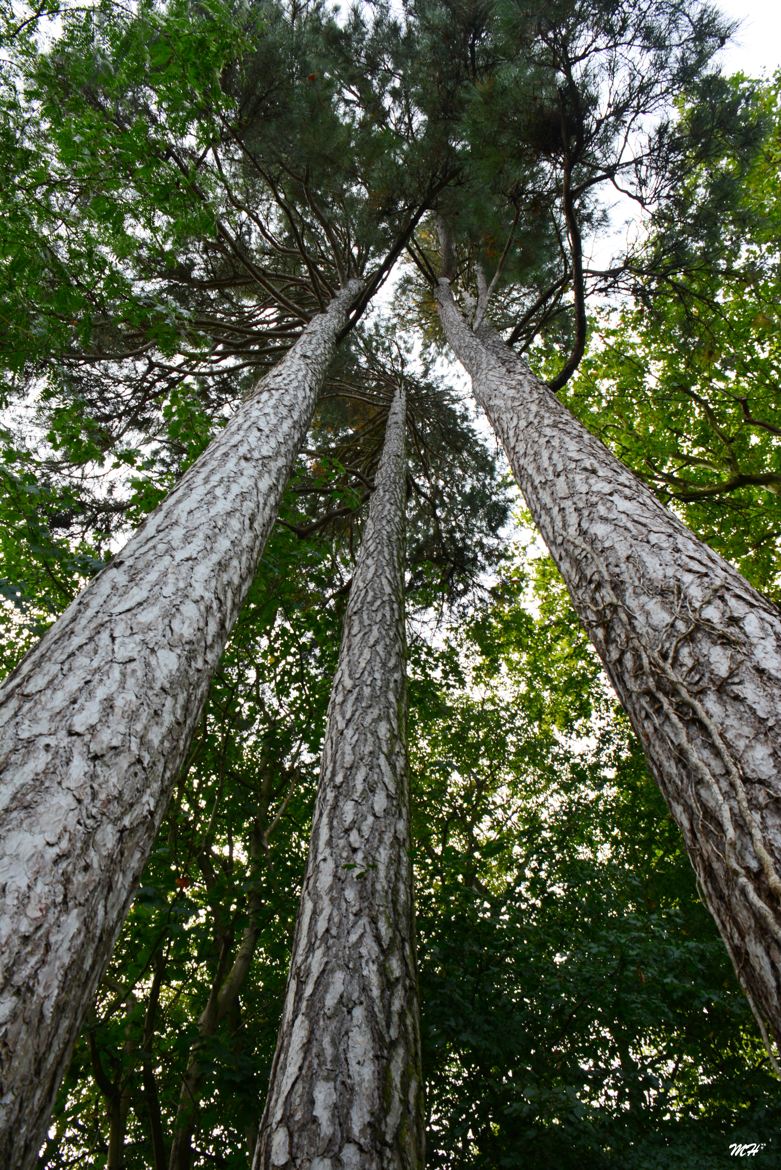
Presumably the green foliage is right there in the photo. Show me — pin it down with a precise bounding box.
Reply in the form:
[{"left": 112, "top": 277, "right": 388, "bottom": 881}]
[
  {"left": 565, "top": 74, "right": 781, "bottom": 595},
  {"left": 401, "top": 0, "right": 733, "bottom": 372},
  {"left": 411, "top": 549, "right": 781, "bottom": 1169}
]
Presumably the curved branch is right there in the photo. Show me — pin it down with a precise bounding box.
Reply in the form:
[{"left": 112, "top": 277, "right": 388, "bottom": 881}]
[
  {"left": 662, "top": 471, "right": 781, "bottom": 502},
  {"left": 738, "top": 398, "right": 781, "bottom": 438},
  {"left": 506, "top": 275, "right": 568, "bottom": 347},
  {"left": 547, "top": 157, "right": 588, "bottom": 392}
]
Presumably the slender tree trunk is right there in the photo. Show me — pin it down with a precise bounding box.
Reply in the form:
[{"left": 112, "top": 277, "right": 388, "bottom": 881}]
[
  {"left": 109, "top": 1025, "right": 136, "bottom": 1170},
  {"left": 436, "top": 277, "right": 781, "bottom": 1060},
  {"left": 254, "top": 386, "right": 425, "bottom": 1170},
  {"left": 168, "top": 818, "right": 267, "bottom": 1170},
  {"left": 0, "top": 280, "right": 361, "bottom": 1170},
  {"left": 139, "top": 953, "right": 169, "bottom": 1170},
  {"left": 167, "top": 912, "right": 262, "bottom": 1170}
]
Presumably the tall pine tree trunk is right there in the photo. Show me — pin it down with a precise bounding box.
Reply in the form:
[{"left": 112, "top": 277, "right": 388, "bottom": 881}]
[
  {"left": 0, "top": 281, "right": 361, "bottom": 1170},
  {"left": 254, "top": 385, "right": 424, "bottom": 1170},
  {"left": 436, "top": 277, "right": 781, "bottom": 1060}
]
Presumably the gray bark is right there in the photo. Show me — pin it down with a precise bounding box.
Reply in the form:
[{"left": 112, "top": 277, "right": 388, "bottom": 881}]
[
  {"left": 0, "top": 281, "right": 361, "bottom": 1170},
  {"left": 254, "top": 386, "right": 424, "bottom": 1170},
  {"left": 436, "top": 277, "right": 781, "bottom": 1061}
]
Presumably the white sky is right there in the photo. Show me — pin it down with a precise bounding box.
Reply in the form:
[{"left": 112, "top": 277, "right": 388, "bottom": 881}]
[
  {"left": 581, "top": 0, "right": 780, "bottom": 278},
  {"left": 716, "top": 0, "right": 781, "bottom": 76}
]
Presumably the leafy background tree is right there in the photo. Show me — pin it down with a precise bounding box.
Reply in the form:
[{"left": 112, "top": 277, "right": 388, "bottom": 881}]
[
  {"left": 413, "top": 550, "right": 781, "bottom": 1169},
  {"left": 564, "top": 74, "right": 781, "bottom": 594}
]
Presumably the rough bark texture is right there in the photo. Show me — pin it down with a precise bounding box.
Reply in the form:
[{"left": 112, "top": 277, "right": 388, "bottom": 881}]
[
  {"left": 437, "top": 277, "right": 781, "bottom": 1059},
  {"left": 254, "top": 386, "right": 424, "bottom": 1170},
  {"left": 0, "top": 281, "right": 361, "bottom": 1170}
]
